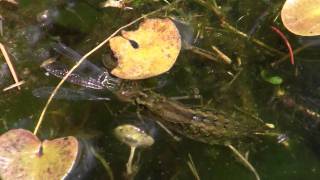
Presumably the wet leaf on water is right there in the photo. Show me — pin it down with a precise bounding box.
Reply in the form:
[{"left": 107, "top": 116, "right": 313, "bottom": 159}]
[
  {"left": 261, "top": 70, "right": 283, "bottom": 85},
  {"left": 110, "top": 18, "right": 181, "bottom": 80},
  {"left": 281, "top": 0, "right": 320, "bottom": 36},
  {"left": 0, "top": 129, "right": 78, "bottom": 180}
]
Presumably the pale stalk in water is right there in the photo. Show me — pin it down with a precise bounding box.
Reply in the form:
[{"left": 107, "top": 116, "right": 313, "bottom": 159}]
[
  {"left": 0, "top": 43, "right": 22, "bottom": 90},
  {"left": 127, "top": 146, "right": 136, "bottom": 175},
  {"left": 227, "top": 144, "right": 260, "bottom": 180},
  {"left": 90, "top": 147, "right": 114, "bottom": 180}
]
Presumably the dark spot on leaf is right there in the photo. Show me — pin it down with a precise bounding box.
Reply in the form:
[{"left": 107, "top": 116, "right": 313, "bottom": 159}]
[
  {"left": 37, "top": 145, "right": 43, "bottom": 157},
  {"left": 129, "top": 40, "right": 139, "bottom": 49}
]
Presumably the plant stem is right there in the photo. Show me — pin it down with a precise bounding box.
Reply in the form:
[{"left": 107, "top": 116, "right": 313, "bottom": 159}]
[
  {"left": 127, "top": 146, "right": 136, "bottom": 175},
  {"left": 193, "top": 0, "right": 284, "bottom": 56},
  {"left": 227, "top": 144, "right": 260, "bottom": 180},
  {"left": 0, "top": 43, "right": 22, "bottom": 90},
  {"left": 91, "top": 147, "right": 114, "bottom": 180}
]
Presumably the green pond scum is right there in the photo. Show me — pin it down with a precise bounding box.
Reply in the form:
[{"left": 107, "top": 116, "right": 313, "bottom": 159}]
[{"left": 1, "top": 0, "right": 320, "bottom": 179}]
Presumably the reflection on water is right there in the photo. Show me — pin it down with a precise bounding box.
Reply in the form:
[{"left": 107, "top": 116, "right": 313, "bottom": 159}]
[{"left": 67, "top": 139, "right": 97, "bottom": 180}]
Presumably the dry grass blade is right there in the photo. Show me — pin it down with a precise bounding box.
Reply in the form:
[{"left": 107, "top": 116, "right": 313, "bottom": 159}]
[
  {"left": 187, "top": 153, "right": 201, "bottom": 180},
  {"left": 33, "top": 0, "right": 182, "bottom": 135},
  {"left": 227, "top": 144, "right": 260, "bottom": 180},
  {"left": 156, "top": 121, "right": 181, "bottom": 142},
  {"left": 0, "top": 15, "right": 3, "bottom": 36},
  {"left": 3, "top": 80, "right": 25, "bottom": 91},
  {"left": 0, "top": 43, "right": 22, "bottom": 90},
  {"left": 193, "top": 0, "right": 284, "bottom": 56},
  {"left": 91, "top": 147, "right": 114, "bottom": 180},
  {"left": 184, "top": 43, "right": 220, "bottom": 63},
  {"left": 211, "top": 45, "right": 232, "bottom": 64}
]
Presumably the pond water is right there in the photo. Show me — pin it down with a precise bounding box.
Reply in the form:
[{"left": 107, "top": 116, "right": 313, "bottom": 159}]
[{"left": 1, "top": 0, "right": 320, "bottom": 180}]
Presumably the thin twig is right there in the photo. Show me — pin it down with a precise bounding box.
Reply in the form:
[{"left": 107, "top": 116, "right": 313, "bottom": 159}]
[
  {"left": 0, "top": 43, "right": 22, "bottom": 90},
  {"left": 0, "top": 15, "right": 3, "bottom": 36},
  {"left": 233, "top": 105, "right": 264, "bottom": 123},
  {"left": 187, "top": 153, "right": 201, "bottom": 180},
  {"left": 227, "top": 144, "right": 260, "bottom": 180},
  {"left": 184, "top": 42, "right": 219, "bottom": 63},
  {"left": 194, "top": 0, "right": 284, "bottom": 56},
  {"left": 271, "top": 39, "right": 320, "bottom": 67},
  {"left": 221, "top": 68, "right": 243, "bottom": 91},
  {"left": 156, "top": 121, "right": 181, "bottom": 142},
  {"left": 33, "top": 1, "right": 182, "bottom": 135},
  {"left": 3, "top": 80, "right": 25, "bottom": 91},
  {"left": 211, "top": 45, "right": 232, "bottom": 64},
  {"left": 90, "top": 147, "right": 114, "bottom": 180}
]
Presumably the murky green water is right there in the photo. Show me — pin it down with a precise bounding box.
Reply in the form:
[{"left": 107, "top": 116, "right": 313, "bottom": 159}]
[{"left": 1, "top": 0, "right": 320, "bottom": 179}]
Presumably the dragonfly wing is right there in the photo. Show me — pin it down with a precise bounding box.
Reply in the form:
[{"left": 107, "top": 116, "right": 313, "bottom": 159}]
[
  {"left": 42, "top": 60, "right": 106, "bottom": 89},
  {"left": 32, "top": 87, "right": 110, "bottom": 101}
]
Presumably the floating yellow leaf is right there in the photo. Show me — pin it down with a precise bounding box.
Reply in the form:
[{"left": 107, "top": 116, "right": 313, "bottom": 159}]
[
  {"left": 110, "top": 18, "right": 181, "bottom": 80},
  {"left": 0, "top": 129, "right": 79, "bottom": 180},
  {"left": 281, "top": 0, "right": 320, "bottom": 36}
]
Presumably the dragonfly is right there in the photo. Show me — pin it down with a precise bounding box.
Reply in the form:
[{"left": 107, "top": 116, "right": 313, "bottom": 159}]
[
  {"left": 34, "top": 42, "right": 120, "bottom": 100},
  {"left": 44, "top": 42, "right": 120, "bottom": 90}
]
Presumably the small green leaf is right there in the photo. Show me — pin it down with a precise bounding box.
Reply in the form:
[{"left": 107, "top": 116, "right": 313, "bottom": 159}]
[{"left": 260, "top": 70, "right": 283, "bottom": 85}]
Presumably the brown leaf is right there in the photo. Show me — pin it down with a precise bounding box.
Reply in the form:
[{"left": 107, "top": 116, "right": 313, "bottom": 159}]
[
  {"left": 0, "top": 129, "right": 78, "bottom": 180},
  {"left": 110, "top": 18, "right": 181, "bottom": 80},
  {"left": 281, "top": 0, "right": 320, "bottom": 36}
]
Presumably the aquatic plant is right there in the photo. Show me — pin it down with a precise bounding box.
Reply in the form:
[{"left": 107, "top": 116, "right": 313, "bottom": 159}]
[
  {"left": 0, "top": 129, "right": 78, "bottom": 180},
  {"left": 114, "top": 124, "right": 154, "bottom": 176}
]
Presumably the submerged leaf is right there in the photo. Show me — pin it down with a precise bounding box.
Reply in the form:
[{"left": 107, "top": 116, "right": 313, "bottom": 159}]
[
  {"left": 281, "top": 0, "right": 320, "bottom": 36},
  {"left": 0, "top": 129, "right": 78, "bottom": 180},
  {"left": 261, "top": 70, "right": 283, "bottom": 85},
  {"left": 110, "top": 18, "right": 181, "bottom": 80}
]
